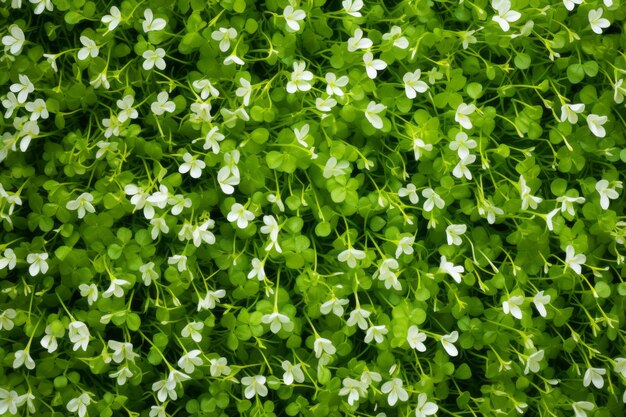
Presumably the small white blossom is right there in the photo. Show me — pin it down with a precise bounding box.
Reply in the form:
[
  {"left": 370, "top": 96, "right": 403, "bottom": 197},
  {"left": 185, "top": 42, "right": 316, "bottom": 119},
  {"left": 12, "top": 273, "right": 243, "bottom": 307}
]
[
  {"left": 455, "top": 103, "right": 476, "bottom": 129},
  {"left": 403, "top": 70, "right": 428, "bottom": 99},
  {"left": 286, "top": 61, "right": 314, "bottom": 93},
  {"left": 262, "top": 311, "right": 291, "bottom": 334},
  {"left": 181, "top": 321, "right": 204, "bottom": 343},
  {"left": 363, "top": 52, "right": 387, "bottom": 79},
  {"left": 282, "top": 360, "right": 305, "bottom": 385},
  {"left": 142, "top": 8, "right": 166, "bottom": 33},
  {"left": 320, "top": 297, "right": 349, "bottom": 316},
  {"left": 178, "top": 350, "right": 203, "bottom": 373},
  {"left": 209, "top": 357, "right": 231, "bottom": 377},
  {"left": 347, "top": 307, "right": 371, "bottom": 330},
  {"left": 10, "top": 74, "right": 34, "bottom": 103},
  {"left": 588, "top": 8, "right": 610, "bottom": 34},
  {"left": 283, "top": 6, "right": 306, "bottom": 32},
  {"left": 560, "top": 103, "right": 585, "bottom": 124},
  {"left": 407, "top": 325, "right": 427, "bottom": 352},
  {"left": 364, "top": 324, "right": 388, "bottom": 344},
  {"left": 68, "top": 321, "right": 90, "bottom": 351},
  {"left": 227, "top": 202, "right": 255, "bottom": 229},
  {"left": 313, "top": 337, "right": 336, "bottom": 358},
  {"left": 102, "top": 277, "right": 130, "bottom": 298},
  {"left": 583, "top": 367, "right": 606, "bottom": 389},
  {"left": 211, "top": 27, "right": 237, "bottom": 52},
  {"left": 533, "top": 291, "right": 551, "bottom": 317},
  {"left": 179, "top": 152, "right": 205, "bottom": 179},
  {"left": 2, "top": 24, "right": 25, "bottom": 55},
  {"left": 524, "top": 349, "right": 544, "bottom": 374},
  {"left": 338, "top": 248, "right": 366, "bottom": 268},
  {"left": 325, "top": 73, "right": 349, "bottom": 96},
  {"left": 342, "top": 0, "right": 363, "bottom": 17},
  {"left": 364, "top": 101, "right": 385, "bottom": 129},
  {"left": 151, "top": 92, "right": 176, "bottom": 116},
  {"left": 241, "top": 375, "right": 268, "bottom": 399},
  {"left": 586, "top": 114, "right": 608, "bottom": 138},
  {"left": 67, "top": 393, "right": 91, "bottom": 417},
  {"left": 440, "top": 255, "right": 464, "bottom": 283},
  {"left": 491, "top": 0, "right": 521, "bottom": 32},
  {"left": 572, "top": 401, "right": 594, "bottom": 417},
  {"left": 564, "top": 245, "right": 586, "bottom": 274},
  {"left": 440, "top": 331, "right": 459, "bottom": 356},
  {"left": 79, "top": 283, "right": 98, "bottom": 305},
  {"left": 66, "top": 192, "right": 95, "bottom": 219},
  {"left": 101, "top": 6, "right": 122, "bottom": 30},
  {"left": 26, "top": 252, "right": 48, "bottom": 276},
  {"left": 77, "top": 36, "right": 98, "bottom": 60},
  {"left": 415, "top": 393, "right": 438, "bottom": 417},
  {"left": 381, "top": 378, "right": 409, "bottom": 406},
  {"left": 13, "top": 349, "right": 35, "bottom": 370},
  {"left": 142, "top": 48, "right": 166, "bottom": 71},
  {"left": 502, "top": 295, "right": 524, "bottom": 320},
  {"left": 347, "top": 28, "right": 372, "bottom": 52},
  {"left": 595, "top": 179, "right": 621, "bottom": 210}
]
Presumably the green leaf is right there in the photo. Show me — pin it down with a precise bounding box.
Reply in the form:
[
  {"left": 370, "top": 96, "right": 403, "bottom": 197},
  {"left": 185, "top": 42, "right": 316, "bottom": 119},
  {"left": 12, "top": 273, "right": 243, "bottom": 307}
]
[{"left": 514, "top": 53, "right": 531, "bottom": 70}]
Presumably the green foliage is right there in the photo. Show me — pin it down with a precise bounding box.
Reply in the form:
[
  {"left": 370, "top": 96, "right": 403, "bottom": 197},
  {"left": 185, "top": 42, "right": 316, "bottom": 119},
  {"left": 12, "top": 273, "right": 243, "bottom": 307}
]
[{"left": 0, "top": 1, "right": 625, "bottom": 417}]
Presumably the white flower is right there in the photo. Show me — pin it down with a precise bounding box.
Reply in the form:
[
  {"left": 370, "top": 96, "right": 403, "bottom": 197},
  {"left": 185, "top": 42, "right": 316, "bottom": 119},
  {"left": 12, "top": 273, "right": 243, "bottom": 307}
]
[
  {"left": 519, "top": 176, "right": 543, "bottom": 210},
  {"left": 209, "top": 357, "right": 231, "bottom": 377},
  {"left": 491, "top": 0, "right": 521, "bottom": 32},
  {"left": 260, "top": 215, "right": 281, "bottom": 251},
  {"left": 588, "top": 8, "right": 610, "bottom": 34},
  {"left": 323, "top": 73, "right": 349, "bottom": 98},
  {"left": 556, "top": 195, "right": 585, "bottom": 217},
  {"left": 460, "top": 29, "right": 478, "bottom": 49},
  {"left": 479, "top": 199, "right": 504, "bottom": 224},
  {"left": 108, "top": 340, "right": 138, "bottom": 363},
  {"left": 564, "top": 245, "right": 586, "bottom": 274},
  {"left": 30, "top": 0, "right": 53, "bottom": 14},
  {"left": 455, "top": 103, "right": 476, "bottom": 129},
  {"left": 102, "top": 277, "right": 130, "bottom": 298},
  {"left": 407, "top": 325, "right": 427, "bottom": 352},
  {"left": 503, "top": 295, "right": 524, "bottom": 320},
  {"left": 364, "top": 324, "right": 388, "bottom": 344},
  {"left": 422, "top": 188, "right": 445, "bottom": 212},
  {"left": 320, "top": 297, "right": 349, "bottom": 316},
  {"left": 197, "top": 289, "right": 225, "bottom": 311},
  {"left": 139, "top": 262, "right": 159, "bottom": 286},
  {"left": 583, "top": 367, "right": 606, "bottom": 389},
  {"left": 2, "top": 24, "right": 25, "bottom": 55},
  {"left": 151, "top": 92, "right": 176, "bottom": 116},
  {"left": 262, "top": 311, "right": 291, "bottom": 334},
  {"left": 115, "top": 95, "right": 138, "bottom": 122},
  {"left": 338, "top": 248, "right": 366, "bottom": 268},
  {"left": 67, "top": 393, "right": 91, "bottom": 417},
  {"left": 586, "top": 114, "right": 608, "bottom": 138},
  {"left": 26, "top": 252, "right": 48, "bottom": 276},
  {"left": 181, "top": 321, "right": 204, "bottom": 342},
  {"left": 413, "top": 138, "right": 433, "bottom": 161},
  {"left": 150, "top": 216, "right": 169, "bottom": 239},
  {"left": 572, "top": 401, "right": 594, "bottom": 417},
  {"left": 323, "top": 156, "right": 350, "bottom": 178},
  {"left": 0, "top": 389, "right": 21, "bottom": 415},
  {"left": 449, "top": 131, "right": 477, "bottom": 159},
  {"left": 101, "top": 6, "right": 122, "bottom": 31},
  {"left": 286, "top": 61, "right": 314, "bottom": 94},
  {"left": 90, "top": 72, "right": 110, "bottom": 90},
  {"left": 283, "top": 5, "right": 306, "bottom": 31},
  {"left": 25, "top": 98, "right": 49, "bottom": 120},
  {"left": 198, "top": 126, "right": 224, "bottom": 154},
  {"left": 68, "top": 321, "right": 90, "bottom": 351},
  {"left": 192, "top": 79, "right": 219, "bottom": 100},
  {"left": 167, "top": 254, "right": 188, "bottom": 272},
  {"left": 396, "top": 236, "right": 414, "bottom": 258},
  {"left": 614, "top": 78, "right": 626, "bottom": 104},
  {"left": 142, "top": 8, "right": 166, "bottom": 33},
  {"left": 189, "top": 101, "right": 212, "bottom": 123},
  {"left": 227, "top": 202, "right": 255, "bottom": 229},
  {"left": 403, "top": 70, "right": 428, "bottom": 99},
  {"left": 223, "top": 53, "right": 244, "bottom": 66},
  {"left": 440, "top": 331, "right": 459, "bottom": 356},
  {"left": 110, "top": 366, "right": 133, "bottom": 385},
  {"left": 524, "top": 349, "right": 544, "bottom": 374},
  {"left": 446, "top": 224, "right": 467, "bottom": 246},
  {"left": 347, "top": 28, "right": 372, "bottom": 52},
  {"left": 613, "top": 357, "right": 626, "bottom": 378},
  {"left": 13, "top": 349, "right": 35, "bottom": 370},
  {"left": 241, "top": 375, "right": 268, "bottom": 399},
  {"left": 342, "top": 0, "right": 363, "bottom": 17},
  {"left": 211, "top": 27, "right": 237, "bottom": 52},
  {"left": 77, "top": 36, "right": 98, "bottom": 60},
  {"left": 373, "top": 258, "right": 401, "bottom": 290},
  {"left": 398, "top": 183, "right": 419, "bottom": 204},
  {"left": 415, "top": 393, "right": 438, "bottom": 417},
  {"left": 563, "top": 0, "right": 582, "bottom": 11},
  {"left": 1, "top": 92, "right": 20, "bottom": 118},
  {"left": 381, "top": 378, "right": 408, "bottom": 406},
  {"left": 339, "top": 378, "right": 367, "bottom": 406},
  {"left": 282, "top": 360, "right": 305, "bottom": 385},
  {"left": 294, "top": 123, "right": 310, "bottom": 147},
  {"left": 313, "top": 337, "right": 336, "bottom": 358},
  {"left": 152, "top": 377, "right": 177, "bottom": 402},
  {"left": 453, "top": 154, "right": 476, "bottom": 180},
  {"left": 248, "top": 258, "right": 266, "bottom": 281},
  {"left": 66, "top": 192, "right": 95, "bottom": 219},
  {"left": 440, "top": 255, "right": 464, "bottom": 283},
  {"left": 315, "top": 96, "right": 337, "bottom": 113},
  {"left": 595, "top": 179, "right": 621, "bottom": 210},
  {"left": 79, "top": 283, "right": 98, "bottom": 305},
  {"left": 364, "top": 101, "right": 385, "bottom": 129},
  {"left": 363, "top": 52, "right": 387, "bottom": 79},
  {"left": 560, "top": 103, "right": 585, "bottom": 124},
  {"left": 178, "top": 350, "right": 203, "bottom": 373},
  {"left": 10, "top": 74, "right": 34, "bottom": 103},
  {"left": 533, "top": 291, "right": 550, "bottom": 317},
  {"left": 178, "top": 152, "right": 205, "bottom": 179},
  {"left": 0, "top": 249, "right": 17, "bottom": 271},
  {"left": 347, "top": 307, "right": 371, "bottom": 330},
  {"left": 235, "top": 77, "right": 252, "bottom": 106},
  {"left": 0, "top": 308, "right": 17, "bottom": 331},
  {"left": 142, "top": 48, "right": 166, "bottom": 70},
  {"left": 382, "top": 25, "right": 409, "bottom": 49}
]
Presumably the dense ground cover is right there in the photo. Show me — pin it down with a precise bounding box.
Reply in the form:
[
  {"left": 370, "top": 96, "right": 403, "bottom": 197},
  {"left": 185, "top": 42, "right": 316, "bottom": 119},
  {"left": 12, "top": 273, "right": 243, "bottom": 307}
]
[{"left": 0, "top": 0, "right": 625, "bottom": 416}]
